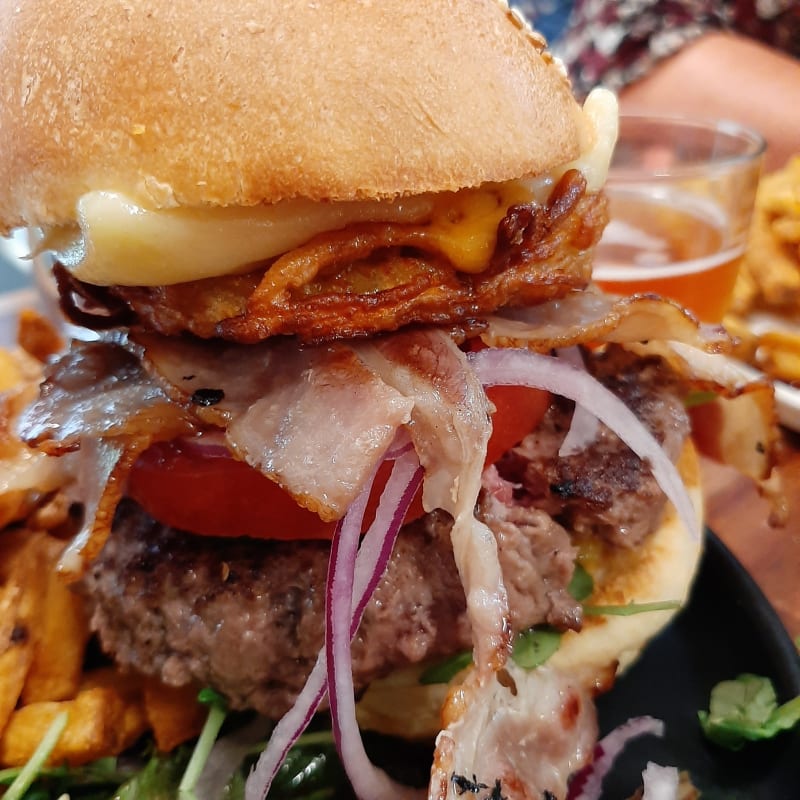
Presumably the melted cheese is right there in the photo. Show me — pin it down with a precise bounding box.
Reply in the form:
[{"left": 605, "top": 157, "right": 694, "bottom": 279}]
[
  {"left": 54, "top": 89, "right": 618, "bottom": 287},
  {"left": 67, "top": 193, "right": 436, "bottom": 286},
  {"left": 425, "top": 181, "right": 535, "bottom": 273}
]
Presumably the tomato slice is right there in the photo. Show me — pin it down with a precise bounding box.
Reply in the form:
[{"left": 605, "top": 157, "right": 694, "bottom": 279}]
[
  {"left": 127, "top": 441, "right": 336, "bottom": 540},
  {"left": 127, "top": 385, "right": 549, "bottom": 540},
  {"left": 483, "top": 384, "right": 551, "bottom": 468}
]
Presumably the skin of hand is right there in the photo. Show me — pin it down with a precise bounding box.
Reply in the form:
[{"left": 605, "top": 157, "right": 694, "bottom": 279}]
[{"left": 619, "top": 31, "right": 800, "bottom": 172}]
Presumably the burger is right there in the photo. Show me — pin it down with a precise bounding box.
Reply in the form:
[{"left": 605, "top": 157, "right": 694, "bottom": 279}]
[{"left": 0, "top": 1, "right": 777, "bottom": 798}]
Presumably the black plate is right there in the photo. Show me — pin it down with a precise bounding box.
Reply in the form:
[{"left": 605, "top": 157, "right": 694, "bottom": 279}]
[{"left": 596, "top": 530, "right": 800, "bottom": 799}]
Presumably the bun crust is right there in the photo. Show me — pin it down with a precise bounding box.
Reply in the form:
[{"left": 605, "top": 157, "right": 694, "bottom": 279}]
[{"left": 0, "top": 0, "right": 583, "bottom": 231}]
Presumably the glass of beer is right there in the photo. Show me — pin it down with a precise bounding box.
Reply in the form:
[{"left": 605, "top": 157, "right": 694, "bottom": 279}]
[{"left": 593, "top": 115, "right": 765, "bottom": 322}]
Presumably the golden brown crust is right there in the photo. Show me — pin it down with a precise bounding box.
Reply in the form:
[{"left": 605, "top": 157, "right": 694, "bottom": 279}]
[{"left": 0, "top": 0, "right": 584, "bottom": 231}]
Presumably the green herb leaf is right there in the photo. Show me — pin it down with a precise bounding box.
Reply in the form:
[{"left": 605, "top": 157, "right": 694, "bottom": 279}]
[
  {"left": 0, "top": 756, "right": 137, "bottom": 797},
  {"left": 271, "top": 734, "right": 345, "bottom": 799},
  {"left": 114, "top": 747, "right": 191, "bottom": 799},
  {"left": 511, "top": 626, "right": 562, "bottom": 669},
  {"left": 419, "top": 651, "right": 473, "bottom": 685},
  {"left": 698, "top": 673, "right": 800, "bottom": 751},
  {"left": 568, "top": 563, "right": 594, "bottom": 602},
  {"left": 582, "top": 600, "right": 680, "bottom": 617},
  {"left": 198, "top": 687, "right": 229, "bottom": 709}
]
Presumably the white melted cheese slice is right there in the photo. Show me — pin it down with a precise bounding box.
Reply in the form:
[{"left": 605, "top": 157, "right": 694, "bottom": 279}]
[{"left": 54, "top": 89, "right": 617, "bottom": 287}]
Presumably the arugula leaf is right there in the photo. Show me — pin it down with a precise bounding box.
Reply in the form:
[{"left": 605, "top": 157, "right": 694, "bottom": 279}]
[
  {"left": 568, "top": 563, "right": 594, "bottom": 602},
  {"left": 698, "top": 673, "right": 800, "bottom": 750},
  {"left": 271, "top": 730, "right": 346, "bottom": 799},
  {"left": 582, "top": 600, "right": 680, "bottom": 617},
  {"left": 511, "top": 626, "right": 562, "bottom": 669},
  {"left": 0, "top": 757, "right": 139, "bottom": 799}
]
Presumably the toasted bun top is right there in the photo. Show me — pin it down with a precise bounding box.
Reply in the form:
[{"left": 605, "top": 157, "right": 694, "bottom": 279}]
[{"left": 0, "top": 0, "right": 585, "bottom": 231}]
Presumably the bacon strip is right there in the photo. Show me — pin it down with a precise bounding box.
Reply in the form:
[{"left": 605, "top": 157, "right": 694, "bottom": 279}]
[
  {"left": 356, "top": 330, "right": 510, "bottom": 675},
  {"left": 135, "top": 333, "right": 414, "bottom": 521},
  {"left": 17, "top": 340, "right": 192, "bottom": 453},
  {"left": 482, "top": 287, "right": 732, "bottom": 353},
  {"left": 429, "top": 664, "right": 597, "bottom": 800}
]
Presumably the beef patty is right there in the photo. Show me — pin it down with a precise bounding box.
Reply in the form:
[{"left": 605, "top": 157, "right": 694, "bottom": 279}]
[{"left": 83, "top": 500, "right": 576, "bottom": 717}]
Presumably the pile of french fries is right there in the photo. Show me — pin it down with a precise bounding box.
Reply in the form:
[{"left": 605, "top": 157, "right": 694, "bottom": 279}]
[
  {"left": 0, "top": 313, "right": 206, "bottom": 770},
  {"left": 726, "top": 156, "right": 800, "bottom": 385}
]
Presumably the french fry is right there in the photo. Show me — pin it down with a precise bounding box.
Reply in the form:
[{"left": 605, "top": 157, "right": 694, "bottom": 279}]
[
  {"left": 0, "top": 532, "right": 50, "bottom": 735},
  {"left": 755, "top": 330, "right": 800, "bottom": 385},
  {"left": 16, "top": 309, "right": 63, "bottom": 364},
  {"left": 143, "top": 678, "right": 206, "bottom": 753},
  {"left": 79, "top": 669, "right": 150, "bottom": 756},
  {"left": 727, "top": 156, "right": 800, "bottom": 383},
  {"left": 21, "top": 540, "right": 91, "bottom": 704},
  {"left": 0, "top": 349, "right": 23, "bottom": 393},
  {"left": 0, "top": 687, "right": 148, "bottom": 767},
  {"left": 0, "top": 618, "right": 34, "bottom": 737}
]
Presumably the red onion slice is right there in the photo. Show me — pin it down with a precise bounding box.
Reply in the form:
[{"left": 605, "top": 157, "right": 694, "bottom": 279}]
[
  {"left": 327, "top": 451, "right": 423, "bottom": 800},
  {"left": 244, "top": 642, "right": 328, "bottom": 800},
  {"left": 469, "top": 348, "right": 700, "bottom": 540},
  {"left": 566, "top": 716, "right": 665, "bottom": 800},
  {"left": 352, "top": 450, "right": 423, "bottom": 626},
  {"left": 245, "top": 451, "right": 422, "bottom": 800},
  {"left": 556, "top": 347, "right": 600, "bottom": 457}
]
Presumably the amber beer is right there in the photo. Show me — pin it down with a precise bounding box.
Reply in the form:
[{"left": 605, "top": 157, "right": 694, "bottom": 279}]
[{"left": 593, "top": 189, "right": 744, "bottom": 323}]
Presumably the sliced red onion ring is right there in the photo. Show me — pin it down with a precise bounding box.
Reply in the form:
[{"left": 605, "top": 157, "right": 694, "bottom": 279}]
[
  {"left": 566, "top": 716, "right": 666, "bottom": 800},
  {"left": 384, "top": 428, "right": 414, "bottom": 461},
  {"left": 641, "top": 761, "right": 680, "bottom": 800},
  {"left": 245, "top": 451, "right": 422, "bottom": 800},
  {"left": 326, "top": 451, "right": 423, "bottom": 800},
  {"left": 326, "top": 465, "right": 419, "bottom": 800},
  {"left": 556, "top": 347, "right": 600, "bottom": 457},
  {"left": 469, "top": 348, "right": 700, "bottom": 540}
]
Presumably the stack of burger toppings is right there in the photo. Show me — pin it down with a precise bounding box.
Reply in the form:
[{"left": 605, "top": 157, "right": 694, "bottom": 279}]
[{"left": 0, "top": 1, "right": 778, "bottom": 798}]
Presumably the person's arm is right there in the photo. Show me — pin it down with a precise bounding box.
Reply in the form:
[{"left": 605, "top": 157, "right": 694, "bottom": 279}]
[{"left": 619, "top": 31, "right": 800, "bottom": 171}]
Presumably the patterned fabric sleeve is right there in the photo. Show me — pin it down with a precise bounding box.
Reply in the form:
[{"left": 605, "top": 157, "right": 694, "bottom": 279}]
[{"left": 556, "top": 0, "right": 733, "bottom": 99}]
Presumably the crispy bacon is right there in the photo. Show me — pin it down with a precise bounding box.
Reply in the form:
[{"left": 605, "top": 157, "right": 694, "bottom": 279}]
[
  {"left": 69, "top": 172, "right": 607, "bottom": 344},
  {"left": 17, "top": 340, "right": 193, "bottom": 454},
  {"left": 16, "top": 341, "right": 195, "bottom": 579}
]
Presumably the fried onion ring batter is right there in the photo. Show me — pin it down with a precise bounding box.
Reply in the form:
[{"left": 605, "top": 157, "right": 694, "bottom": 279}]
[{"left": 57, "top": 171, "right": 607, "bottom": 344}]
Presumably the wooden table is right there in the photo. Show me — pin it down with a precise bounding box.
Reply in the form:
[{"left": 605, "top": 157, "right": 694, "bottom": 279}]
[{"left": 701, "top": 429, "right": 800, "bottom": 641}]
